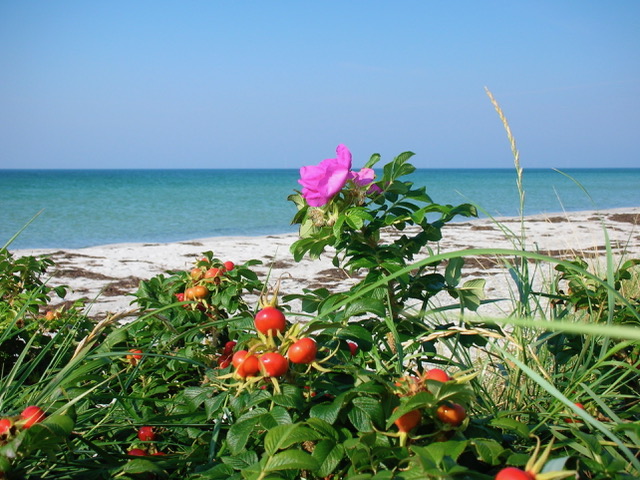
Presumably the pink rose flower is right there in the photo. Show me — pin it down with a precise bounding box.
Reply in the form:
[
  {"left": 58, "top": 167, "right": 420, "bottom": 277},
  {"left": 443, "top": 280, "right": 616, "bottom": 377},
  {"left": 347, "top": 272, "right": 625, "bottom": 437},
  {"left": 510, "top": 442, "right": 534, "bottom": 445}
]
[
  {"left": 299, "top": 144, "right": 352, "bottom": 207},
  {"left": 349, "top": 167, "right": 375, "bottom": 186},
  {"left": 349, "top": 167, "right": 381, "bottom": 193}
]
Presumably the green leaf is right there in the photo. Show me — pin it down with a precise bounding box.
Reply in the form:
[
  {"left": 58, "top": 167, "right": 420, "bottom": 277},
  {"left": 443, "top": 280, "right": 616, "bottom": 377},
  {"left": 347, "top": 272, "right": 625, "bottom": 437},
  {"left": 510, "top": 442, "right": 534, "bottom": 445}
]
[
  {"left": 352, "top": 382, "right": 386, "bottom": 397},
  {"left": 471, "top": 438, "right": 506, "bottom": 465},
  {"left": 265, "top": 406, "right": 293, "bottom": 426},
  {"left": 347, "top": 396, "right": 384, "bottom": 432},
  {"left": 431, "top": 440, "right": 468, "bottom": 463},
  {"left": 194, "top": 463, "right": 237, "bottom": 478},
  {"left": 332, "top": 214, "right": 347, "bottom": 238},
  {"left": 306, "top": 417, "right": 340, "bottom": 441},
  {"left": 0, "top": 457, "right": 10, "bottom": 475},
  {"left": 364, "top": 153, "right": 381, "bottom": 169},
  {"left": 454, "top": 278, "right": 486, "bottom": 311},
  {"left": 205, "top": 392, "right": 229, "bottom": 420},
  {"left": 310, "top": 395, "right": 346, "bottom": 424},
  {"left": 384, "top": 151, "right": 416, "bottom": 182},
  {"left": 183, "top": 386, "right": 211, "bottom": 410},
  {"left": 264, "top": 424, "right": 322, "bottom": 455},
  {"left": 505, "top": 452, "right": 531, "bottom": 467},
  {"left": 312, "top": 439, "right": 345, "bottom": 477},
  {"left": 19, "top": 414, "right": 76, "bottom": 454},
  {"left": 221, "top": 450, "right": 260, "bottom": 470},
  {"left": 338, "top": 323, "right": 374, "bottom": 350},
  {"left": 347, "top": 406, "right": 372, "bottom": 432},
  {"left": 119, "top": 458, "right": 165, "bottom": 476},
  {"left": 445, "top": 257, "right": 464, "bottom": 287},
  {"left": 272, "top": 385, "right": 303, "bottom": 410},
  {"left": 227, "top": 416, "right": 260, "bottom": 455},
  {"left": 265, "top": 449, "right": 319, "bottom": 472},
  {"left": 39, "top": 413, "right": 75, "bottom": 436},
  {"left": 489, "top": 417, "right": 530, "bottom": 439},
  {"left": 371, "top": 472, "right": 395, "bottom": 480},
  {"left": 343, "top": 298, "right": 386, "bottom": 319},
  {"left": 287, "top": 192, "right": 306, "bottom": 210}
]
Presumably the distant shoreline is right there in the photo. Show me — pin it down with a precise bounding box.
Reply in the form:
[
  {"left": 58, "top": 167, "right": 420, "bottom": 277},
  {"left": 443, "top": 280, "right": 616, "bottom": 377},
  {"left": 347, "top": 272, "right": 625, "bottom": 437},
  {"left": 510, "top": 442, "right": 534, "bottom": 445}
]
[
  {"left": 11, "top": 207, "right": 640, "bottom": 318},
  {"left": 9, "top": 205, "right": 640, "bottom": 252},
  {"left": 7, "top": 205, "right": 640, "bottom": 251}
]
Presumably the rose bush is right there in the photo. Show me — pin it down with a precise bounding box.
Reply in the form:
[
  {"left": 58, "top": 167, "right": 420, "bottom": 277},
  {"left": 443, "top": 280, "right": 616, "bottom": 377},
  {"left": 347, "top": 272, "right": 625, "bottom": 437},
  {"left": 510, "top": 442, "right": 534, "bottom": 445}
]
[{"left": 2, "top": 141, "right": 637, "bottom": 479}]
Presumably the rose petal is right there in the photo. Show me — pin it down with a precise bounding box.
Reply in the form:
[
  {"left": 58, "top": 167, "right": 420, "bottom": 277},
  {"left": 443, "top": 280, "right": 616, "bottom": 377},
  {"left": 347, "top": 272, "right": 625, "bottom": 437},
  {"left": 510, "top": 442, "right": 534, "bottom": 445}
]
[
  {"left": 298, "top": 145, "right": 353, "bottom": 207},
  {"left": 349, "top": 167, "right": 376, "bottom": 186},
  {"left": 368, "top": 183, "right": 382, "bottom": 194}
]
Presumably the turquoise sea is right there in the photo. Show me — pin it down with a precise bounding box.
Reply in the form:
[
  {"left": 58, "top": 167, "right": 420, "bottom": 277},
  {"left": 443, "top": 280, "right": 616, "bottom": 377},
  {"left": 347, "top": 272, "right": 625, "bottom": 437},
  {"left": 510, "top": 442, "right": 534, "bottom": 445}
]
[{"left": 1, "top": 168, "right": 639, "bottom": 250}]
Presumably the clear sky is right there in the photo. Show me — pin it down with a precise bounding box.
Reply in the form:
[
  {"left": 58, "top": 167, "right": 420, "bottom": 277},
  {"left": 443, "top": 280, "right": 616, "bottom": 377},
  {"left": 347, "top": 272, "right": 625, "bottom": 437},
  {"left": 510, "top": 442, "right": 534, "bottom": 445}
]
[{"left": 1, "top": 1, "right": 638, "bottom": 169}]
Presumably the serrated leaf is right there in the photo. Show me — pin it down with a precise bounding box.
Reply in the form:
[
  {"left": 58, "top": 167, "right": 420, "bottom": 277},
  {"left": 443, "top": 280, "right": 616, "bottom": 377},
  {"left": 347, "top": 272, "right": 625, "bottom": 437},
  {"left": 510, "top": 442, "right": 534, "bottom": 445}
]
[
  {"left": 265, "top": 449, "right": 319, "bottom": 472},
  {"left": 20, "top": 414, "right": 76, "bottom": 454},
  {"left": 347, "top": 406, "right": 372, "bottom": 432},
  {"left": 471, "top": 438, "right": 505, "bottom": 465},
  {"left": 423, "top": 440, "right": 468, "bottom": 463},
  {"left": 183, "top": 386, "right": 210, "bottom": 409},
  {"left": 343, "top": 297, "right": 386, "bottom": 319},
  {"left": 333, "top": 215, "right": 346, "bottom": 238},
  {"left": 266, "top": 406, "right": 293, "bottom": 426},
  {"left": 264, "top": 424, "right": 321, "bottom": 455},
  {"left": 348, "top": 396, "right": 384, "bottom": 432},
  {"left": 205, "top": 392, "right": 228, "bottom": 420},
  {"left": 195, "top": 463, "right": 237, "bottom": 478},
  {"left": 120, "top": 458, "right": 165, "bottom": 475},
  {"left": 312, "top": 439, "right": 345, "bottom": 477},
  {"left": 310, "top": 395, "right": 345, "bottom": 425},
  {"left": 272, "top": 385, "right": 303, "bottom": 410},
  {"left": 40, "top": 414, "right": 75, "bottom": 436},
  {"left": 489, "top": 417, "right": 530, "bottom": 438},
  {"left": 227, "top": 417, "right": 260, "bottom": 455},
  {"left": 345, "top": 214, "right": 365, "bottom": 230},
  {"left": 346, "top": 375, "right": 381, "bottom": 392},
  {"left": 338, "top": 324, "right": 374, "bottom": 349},
  {"left": 505, "top": 452, "right": 531, "bottom": 467},
  {"left": 221, "top": 450, "right": 260, "bottom": 470},
  {"left": 306, "top": 417, "right": 339, "bottom": 441},
  {"left": 371, "top": 472, "right": 395, "bottom": 480}
]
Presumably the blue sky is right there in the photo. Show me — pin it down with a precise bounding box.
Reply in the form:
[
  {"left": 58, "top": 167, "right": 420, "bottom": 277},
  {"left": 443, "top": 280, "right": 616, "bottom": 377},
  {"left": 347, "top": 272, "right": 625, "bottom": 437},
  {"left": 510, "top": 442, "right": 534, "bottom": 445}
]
[{"left": 1, "top": 1, "right": 638, "bottom": 169}]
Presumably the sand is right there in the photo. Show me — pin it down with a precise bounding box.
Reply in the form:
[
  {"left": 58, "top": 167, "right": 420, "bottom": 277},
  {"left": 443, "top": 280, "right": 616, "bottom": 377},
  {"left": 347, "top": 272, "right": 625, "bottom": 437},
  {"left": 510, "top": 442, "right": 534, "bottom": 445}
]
[{"left": 11, "top": 208, "right": 640, "bottom": 319}]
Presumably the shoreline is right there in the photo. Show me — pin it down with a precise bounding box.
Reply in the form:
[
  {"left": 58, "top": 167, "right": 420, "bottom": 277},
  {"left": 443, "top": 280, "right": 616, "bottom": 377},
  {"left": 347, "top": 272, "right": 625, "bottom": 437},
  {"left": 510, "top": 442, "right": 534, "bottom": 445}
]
[
  {"left": 11, "top": 207, "right": 640, "bottom": 318},
  {"left": 8, "top": 204, "right": 640, "bottom": 252}
]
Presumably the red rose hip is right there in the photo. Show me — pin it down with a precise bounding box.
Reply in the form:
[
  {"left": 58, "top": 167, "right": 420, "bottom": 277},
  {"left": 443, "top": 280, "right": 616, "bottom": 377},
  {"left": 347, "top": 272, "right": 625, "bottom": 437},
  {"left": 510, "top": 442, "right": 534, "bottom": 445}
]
[
  {"left": 423, "top": 368, "right": 450, "bottom": 382},
  {"left": 127, "top": 448, "right": 147, "bottom": 456},
  {"left": 21, "top": 405, "right": 46, "bottom": 428},
  {"left": 494, "top": 467, "right": 535, "bottom": 480},
  {"left": 254, "top": 306, "right": 286, "bottom": 335},
  {"left": 287, "top": 338, "right": 317, "bottom": 364},
  {"left": 436, "top": 402, "right": 466, "bottom": 426},
  {"left": 394, "top": 409, "right": 421, "bottom": 433},
  {"left": 232, "top": 350, "right": 260, "bottom": 378},
  {"left": 260, "top": 352, "right": 289, "bottom": 377},
  {"left": 0, "top": 418, "right": 11, "bottom": 435},
  {"left": 138, "top": 426, "right": 156, "bottom": 441}
]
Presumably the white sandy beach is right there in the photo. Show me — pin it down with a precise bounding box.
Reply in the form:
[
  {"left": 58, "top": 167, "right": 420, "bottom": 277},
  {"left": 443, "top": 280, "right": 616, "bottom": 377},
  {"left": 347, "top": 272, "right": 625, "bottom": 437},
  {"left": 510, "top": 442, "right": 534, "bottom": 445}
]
[{"left": 11, "top": 208, "right": 640, "bottom": 319}]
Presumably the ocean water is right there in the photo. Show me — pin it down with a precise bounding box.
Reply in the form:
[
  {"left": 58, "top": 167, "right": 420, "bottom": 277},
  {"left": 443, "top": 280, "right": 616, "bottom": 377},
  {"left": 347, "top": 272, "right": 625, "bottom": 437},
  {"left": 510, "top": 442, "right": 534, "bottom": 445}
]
[{"left": 1, "top": 168, "right": 638, "bottom": 250}]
